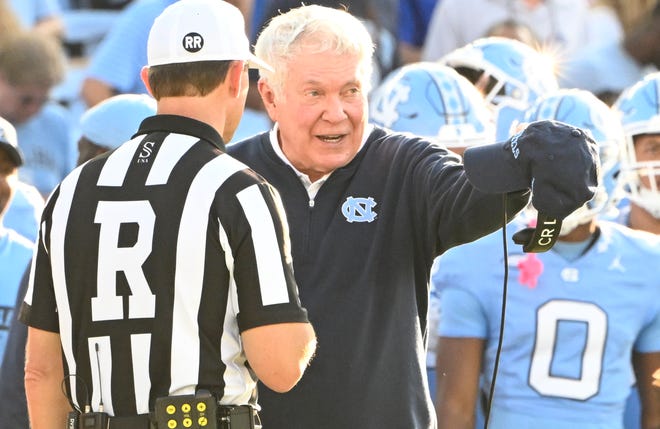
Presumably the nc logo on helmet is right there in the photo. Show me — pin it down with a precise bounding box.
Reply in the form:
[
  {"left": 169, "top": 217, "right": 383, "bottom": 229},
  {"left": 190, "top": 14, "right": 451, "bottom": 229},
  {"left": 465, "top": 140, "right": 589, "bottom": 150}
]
[
  {"left": 341, "top": 197, "right": 377, "bottom": 223},
  {"left": 182, "top": 32, "right": 204, "bottom": 53}
]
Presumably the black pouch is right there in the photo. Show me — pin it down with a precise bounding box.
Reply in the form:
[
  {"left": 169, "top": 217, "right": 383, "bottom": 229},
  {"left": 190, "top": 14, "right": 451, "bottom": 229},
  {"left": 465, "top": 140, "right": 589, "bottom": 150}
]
[{"left": 218, "top": 405, "right": 256, "bottom": 429}]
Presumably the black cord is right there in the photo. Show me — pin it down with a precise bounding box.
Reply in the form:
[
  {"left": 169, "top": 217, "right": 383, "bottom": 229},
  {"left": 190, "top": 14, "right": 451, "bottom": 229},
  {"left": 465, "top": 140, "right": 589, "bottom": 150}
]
[
  {"left": 483, "top": 194, "right": 510, "bottom": 429},
  {"left": 61, "top": 374, "right": 87, "bottom": 414}
]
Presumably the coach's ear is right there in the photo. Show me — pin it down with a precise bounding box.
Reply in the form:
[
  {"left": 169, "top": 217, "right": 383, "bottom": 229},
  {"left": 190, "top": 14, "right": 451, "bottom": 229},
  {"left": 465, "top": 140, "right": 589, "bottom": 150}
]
[
  {"left": 258, "top": 78, "right": 277, "bottom": 122},
  {"left": 140, "top": 66, "right": 154, "bottom": 97}
]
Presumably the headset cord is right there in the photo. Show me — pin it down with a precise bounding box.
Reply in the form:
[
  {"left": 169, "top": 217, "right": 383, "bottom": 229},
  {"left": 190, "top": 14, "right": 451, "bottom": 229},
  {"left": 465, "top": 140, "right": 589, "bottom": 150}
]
[
  {"left": 484, "top": 193, "right": 510, "bottom": 429},
  {"left": 61, "top": 374, "right": 87, "bottom": 414}
]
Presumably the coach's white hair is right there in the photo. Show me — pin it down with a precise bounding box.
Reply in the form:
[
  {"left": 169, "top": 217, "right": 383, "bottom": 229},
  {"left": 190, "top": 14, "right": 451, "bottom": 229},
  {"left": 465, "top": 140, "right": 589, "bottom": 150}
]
[{"left": 254, "top": 4, "right": 375, "bottom": 94}]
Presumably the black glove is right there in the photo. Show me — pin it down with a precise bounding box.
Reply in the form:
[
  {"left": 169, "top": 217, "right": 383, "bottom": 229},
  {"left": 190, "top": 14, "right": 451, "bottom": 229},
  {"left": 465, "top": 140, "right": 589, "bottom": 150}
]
[{"left": 463, "top": 120, "right": 600, "bottom": 220}]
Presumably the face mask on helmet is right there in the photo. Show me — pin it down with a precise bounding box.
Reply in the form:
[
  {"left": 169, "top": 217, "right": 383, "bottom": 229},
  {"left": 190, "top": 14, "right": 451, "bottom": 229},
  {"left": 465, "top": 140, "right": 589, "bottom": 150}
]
[
  {"left": 613, "top": 72, "right": 660, "bottom": 219},
  {"left": 440, "top": 37, "right": 559, "bottom": 141},
  {"left": 369, "top": 62, "right": 494, "bottom": 154},
  {"left": 522, "top": 88, "right": 623, "bottom": 235}
]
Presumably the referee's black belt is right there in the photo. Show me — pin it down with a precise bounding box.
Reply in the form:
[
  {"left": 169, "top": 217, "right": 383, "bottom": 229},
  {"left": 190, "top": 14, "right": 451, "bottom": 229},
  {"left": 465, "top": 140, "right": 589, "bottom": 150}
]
[
  {"left": 104, "top": 409, "right": 262, "bottom": 428},
  {"left": 106, "top": 414, "right": 154, "bottom": 429}
]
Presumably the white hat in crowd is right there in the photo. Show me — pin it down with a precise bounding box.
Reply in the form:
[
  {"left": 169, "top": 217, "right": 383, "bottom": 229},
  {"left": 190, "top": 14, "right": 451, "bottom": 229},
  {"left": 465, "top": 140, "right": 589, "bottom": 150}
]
[
  {"left": 0, "top": 116, "right": 23, "bottom": 167},
  {"left": 147, "top": 0, "right": 272, "bottom": 71},
  {"left": 80, "top": 94, "right": 157, "bottom": 150}
]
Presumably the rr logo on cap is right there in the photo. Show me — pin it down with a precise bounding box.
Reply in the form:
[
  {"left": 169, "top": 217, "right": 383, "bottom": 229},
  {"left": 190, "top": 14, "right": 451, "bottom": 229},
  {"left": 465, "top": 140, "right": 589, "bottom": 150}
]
[{"left": 182, "top": 32, "right": 204, "bottom": 53}]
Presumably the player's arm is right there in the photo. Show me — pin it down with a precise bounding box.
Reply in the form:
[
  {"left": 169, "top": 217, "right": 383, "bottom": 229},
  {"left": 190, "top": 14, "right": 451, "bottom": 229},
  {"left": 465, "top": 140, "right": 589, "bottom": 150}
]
[
  {"left": 634, "top": 350, "right": 660, "bottom": 429},
  {"left": 81, "top": 78, "right": 118, "bottom": 107},
  {"left": 242, "top": 322, "right": 316, "bottom": 392},
  {"left": 24, "top": 327, "right": 72, "bottom": 429},
  {"left": 435, "top": 336, "right": 484, "bottom": 429}
]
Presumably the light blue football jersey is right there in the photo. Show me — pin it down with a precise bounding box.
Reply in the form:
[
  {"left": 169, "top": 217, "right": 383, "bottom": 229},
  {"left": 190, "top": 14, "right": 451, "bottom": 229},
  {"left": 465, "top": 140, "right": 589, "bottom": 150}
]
[
  {"left": 0, "top": 227, "right": 33, "bottom": 365},
  {"left": 17, "top": 102, "right": 76, "bottom": 198},
  {"left": 432, "top": 219, "right": 660, "bottom": 429},
  {"left": 84, "top": 0, "right": 178, "bottom": 96}
]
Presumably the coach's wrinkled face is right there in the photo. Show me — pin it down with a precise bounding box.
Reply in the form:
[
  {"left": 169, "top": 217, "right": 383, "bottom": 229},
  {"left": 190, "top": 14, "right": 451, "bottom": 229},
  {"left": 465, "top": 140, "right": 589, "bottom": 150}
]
[{"left": 259, "top": 46, "right": 368, "bottom": 183}]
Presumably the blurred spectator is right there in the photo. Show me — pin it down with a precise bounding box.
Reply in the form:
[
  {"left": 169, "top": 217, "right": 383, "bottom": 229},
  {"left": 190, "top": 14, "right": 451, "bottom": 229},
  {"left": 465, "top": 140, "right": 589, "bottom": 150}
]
[
  {"left": 0, "top": 117, "right": 33, "bottom": 429},
  {"left": 396, "top": 0, "right": 439, "bottom": 65},
  {"left": 80, "top": 0, "right": 253, "bottom": 107},
  {"left": 0, "top": 4, "right": 46, "bottom": 243},
  {"left": 422, "top": 0, "right": 592, "bottom": 62},
  {"left": 0, "top": 268, "right": 30, "bottom": 429},
  {"left": 79, "top": 0, "right": 266, "bottom": 141},
  {"left": 0, "top": 115, "right": 34, "bottom": 370},
  {"left": 7, "top": 0, "right": 65, "bottom": 40},
  {"left": 0, "top": 31, "right": 75, "bottom": 198},
  {"left": 248, "top": 0, "right": 266, "bottom": 42},
  {"left": 595, "top": 0, "right": 657, "bottom": 35},
  {"left": 559, "top": 2, "right": 660, "bottom": 105},
  {"left": 584, "top": 0, "right": 624, "bottom": 47},
  {"left": 63, "top": 0, "right": 133, "bottom": 9},
  {"left": 79, "top": 0, "right": 177, "bottom": 107},
  {"left": 76, "top": 92, "right": 156, "bottom": 164},
  {"left": 3, "top": 181, "right": 44, "bottom": 243},
  {"left": 485, "top": 18, "right": 538, "bottom": 46},
  {"left": 57, "top": 0, "right": 132, "bottom": 60}
]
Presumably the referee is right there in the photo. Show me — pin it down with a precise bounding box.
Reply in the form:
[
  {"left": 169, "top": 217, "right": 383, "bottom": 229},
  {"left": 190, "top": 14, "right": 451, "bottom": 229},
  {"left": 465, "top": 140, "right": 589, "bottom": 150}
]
[{"left": 20, "top": 1, "right": 316, "bottom": 428}]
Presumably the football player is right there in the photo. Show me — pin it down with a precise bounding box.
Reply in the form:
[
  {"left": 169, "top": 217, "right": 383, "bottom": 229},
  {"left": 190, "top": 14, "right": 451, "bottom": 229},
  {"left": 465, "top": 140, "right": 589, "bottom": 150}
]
[
  {"left": 432, "top": 88, "right": 660, "bottom": 429},
  {"left": 440, "top": 37, "right": 558, "bottom": 142}
]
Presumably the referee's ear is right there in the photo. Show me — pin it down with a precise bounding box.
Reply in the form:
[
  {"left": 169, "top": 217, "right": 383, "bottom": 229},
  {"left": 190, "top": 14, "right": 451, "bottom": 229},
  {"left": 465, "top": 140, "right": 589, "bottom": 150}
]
[
  {"left": 140, "top": 66, "right": 154, "bottom": 98},
  {"left": 227, "top": 60, "right": 248, "bottom": 99}
]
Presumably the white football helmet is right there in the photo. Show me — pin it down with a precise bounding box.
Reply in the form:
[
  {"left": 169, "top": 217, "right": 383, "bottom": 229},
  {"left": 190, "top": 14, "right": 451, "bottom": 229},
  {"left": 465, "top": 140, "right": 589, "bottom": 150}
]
[
  {"left": 523, "top": 88, "right": 623, "bottom": 235},
  {"left": 440, "top": 37, "right": 559, "bottom": 141},
  {"left": 612, "top": 72, "right": 660, "bottom": 219},
  {"left": 369, "top": 62, "right": 494, "bottom": 153}
]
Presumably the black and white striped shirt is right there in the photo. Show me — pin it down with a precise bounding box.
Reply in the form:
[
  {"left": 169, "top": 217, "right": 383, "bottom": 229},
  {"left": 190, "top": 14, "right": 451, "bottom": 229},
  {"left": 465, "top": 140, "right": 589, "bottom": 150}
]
[{"left": 20, "top": 115, "right": 308, "bottom": 416}]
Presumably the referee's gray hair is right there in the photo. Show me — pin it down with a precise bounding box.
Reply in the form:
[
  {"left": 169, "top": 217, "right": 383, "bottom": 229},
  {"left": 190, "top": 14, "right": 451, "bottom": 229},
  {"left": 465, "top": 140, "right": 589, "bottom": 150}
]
[{"left": 254, "top": 4, "right": 375, "bottom": 95}]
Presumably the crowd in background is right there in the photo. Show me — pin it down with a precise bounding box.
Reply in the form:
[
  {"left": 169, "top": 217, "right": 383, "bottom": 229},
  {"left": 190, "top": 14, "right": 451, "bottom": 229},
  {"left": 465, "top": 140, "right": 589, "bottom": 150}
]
[{"left": 0, "top": 0, "right": 658, "bottom": 428}]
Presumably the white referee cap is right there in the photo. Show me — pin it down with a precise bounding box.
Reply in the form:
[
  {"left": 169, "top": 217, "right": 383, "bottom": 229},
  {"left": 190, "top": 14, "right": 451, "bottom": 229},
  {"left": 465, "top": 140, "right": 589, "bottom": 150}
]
[
  {"left": 80, "top": 94, "right": 157, "bottom": 150},
  {"left": 147, "top": 0, "right": 273, "bottom": 72},
  {"left": 0, "top": 116, "right": 23, "bottom": 167}
]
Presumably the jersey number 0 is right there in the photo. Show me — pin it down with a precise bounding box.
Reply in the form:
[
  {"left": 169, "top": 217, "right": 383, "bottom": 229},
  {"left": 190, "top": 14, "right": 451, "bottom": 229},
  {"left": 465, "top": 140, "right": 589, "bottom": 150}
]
[{"left": 529, "top": 299, "right": 607, "bottom": 401}]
